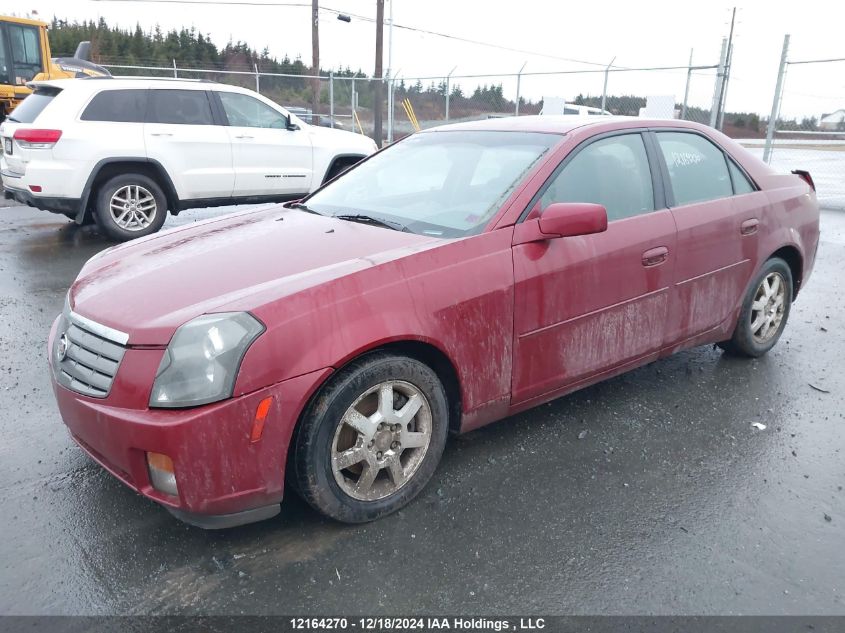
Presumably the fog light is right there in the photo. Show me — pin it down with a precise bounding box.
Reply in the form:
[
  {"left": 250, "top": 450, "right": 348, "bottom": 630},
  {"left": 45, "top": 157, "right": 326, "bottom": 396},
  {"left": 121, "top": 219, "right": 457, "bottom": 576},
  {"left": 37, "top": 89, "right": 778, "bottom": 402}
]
[
  {"left": 147, "top": 452, "right": 178, "bottom": 496},
  {"left": 29, "top": 185, "right": 42, "bottom": 193}
]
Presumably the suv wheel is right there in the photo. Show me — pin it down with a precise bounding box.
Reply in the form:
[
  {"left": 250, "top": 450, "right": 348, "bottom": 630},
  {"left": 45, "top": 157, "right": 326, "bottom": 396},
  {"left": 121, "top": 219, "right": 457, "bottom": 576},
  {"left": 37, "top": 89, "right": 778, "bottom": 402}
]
[{"left": 95, "top": 174, "right": 167, "bottom": 241}]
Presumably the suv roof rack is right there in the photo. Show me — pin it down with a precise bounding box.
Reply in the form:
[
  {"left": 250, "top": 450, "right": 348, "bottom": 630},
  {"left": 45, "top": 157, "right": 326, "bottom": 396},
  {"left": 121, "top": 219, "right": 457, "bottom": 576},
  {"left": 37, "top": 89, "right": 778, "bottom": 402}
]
[{"left": 107, "top": 75, "right": 215, "bottom": 83}]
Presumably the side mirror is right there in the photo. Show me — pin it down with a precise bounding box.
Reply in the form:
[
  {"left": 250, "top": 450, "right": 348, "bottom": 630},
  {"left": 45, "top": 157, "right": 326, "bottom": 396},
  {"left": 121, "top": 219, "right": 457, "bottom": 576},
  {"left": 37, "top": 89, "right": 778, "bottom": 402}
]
[
  {"left": 538, "top": 202, "right": 608, "bottom": 238},
  {"left": 286, "top": 120, "right": 300, "bottom": 131}
]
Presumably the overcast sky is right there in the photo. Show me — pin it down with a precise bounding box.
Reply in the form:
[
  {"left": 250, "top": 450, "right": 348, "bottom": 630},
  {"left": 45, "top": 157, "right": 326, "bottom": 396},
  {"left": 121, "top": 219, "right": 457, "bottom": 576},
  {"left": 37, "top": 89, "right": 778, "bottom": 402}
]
[{"left": 15, "top": 0, "right": 845, "bottom": 118}]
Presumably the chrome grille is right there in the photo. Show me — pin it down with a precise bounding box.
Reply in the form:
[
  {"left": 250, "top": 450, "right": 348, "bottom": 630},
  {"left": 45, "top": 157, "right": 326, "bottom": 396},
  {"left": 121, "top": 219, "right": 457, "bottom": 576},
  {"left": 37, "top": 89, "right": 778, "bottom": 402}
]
[{"left": 54, "top": 310, "right": 128, "bottom": 398}]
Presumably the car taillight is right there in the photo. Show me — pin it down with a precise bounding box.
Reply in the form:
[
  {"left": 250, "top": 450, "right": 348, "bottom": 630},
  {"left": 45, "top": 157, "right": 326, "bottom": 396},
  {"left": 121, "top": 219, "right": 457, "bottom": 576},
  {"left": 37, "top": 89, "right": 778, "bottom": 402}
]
[
  {"left": 792, "top": 169, "right": 815, "bottom": 192},
  {"left": 13, "top": 128, "right": 62, "bottom": 149}
]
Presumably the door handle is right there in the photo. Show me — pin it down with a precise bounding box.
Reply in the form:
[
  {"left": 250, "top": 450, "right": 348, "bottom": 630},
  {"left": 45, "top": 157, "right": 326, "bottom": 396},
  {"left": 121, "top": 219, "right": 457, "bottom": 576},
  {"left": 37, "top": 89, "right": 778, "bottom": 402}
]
[
  {"left": 741, "top": 218, "right": 759, "bottom": 235},
  {"left": 149, "top": 132, "right": 173, "bottom": 137},
  {"left": 642, "top": 246, "right": 669, "bottom": 267},
  {"left": 235, "top": 134, "right": 254, "bottom": 139}
]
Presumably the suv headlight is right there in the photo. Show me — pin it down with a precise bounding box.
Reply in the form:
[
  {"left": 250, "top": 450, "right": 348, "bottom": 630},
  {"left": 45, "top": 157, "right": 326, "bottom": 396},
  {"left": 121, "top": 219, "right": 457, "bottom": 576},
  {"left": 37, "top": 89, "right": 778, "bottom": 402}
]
[{"left": 149, "top": 312, "right": 264, "bottom": 408}]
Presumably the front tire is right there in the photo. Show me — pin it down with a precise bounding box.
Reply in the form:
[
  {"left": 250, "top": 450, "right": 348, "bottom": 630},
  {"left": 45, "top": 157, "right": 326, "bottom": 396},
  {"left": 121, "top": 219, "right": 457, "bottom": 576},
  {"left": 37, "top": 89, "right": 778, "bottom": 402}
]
[
  {"left": 719, "top": 257, "right": 793, "bottom": 358},
  {"left": 95, "top": 174, "right": 167, "bottom": 241},
  {"left": 293, "top": 353, "right": 449, "bottom": 523}
]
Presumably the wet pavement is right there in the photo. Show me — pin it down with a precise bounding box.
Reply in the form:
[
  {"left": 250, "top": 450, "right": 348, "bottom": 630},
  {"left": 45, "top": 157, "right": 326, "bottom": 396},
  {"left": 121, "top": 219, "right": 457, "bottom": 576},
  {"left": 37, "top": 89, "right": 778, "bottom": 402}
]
[{"left": 0, "top": 204, "right": 843, "bottom": 615}]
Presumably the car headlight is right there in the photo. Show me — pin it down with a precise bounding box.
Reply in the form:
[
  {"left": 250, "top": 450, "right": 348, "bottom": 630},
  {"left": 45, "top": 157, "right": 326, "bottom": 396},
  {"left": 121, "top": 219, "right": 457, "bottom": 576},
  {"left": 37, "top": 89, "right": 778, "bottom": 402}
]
[{"left": 149, "top": 312, "right": 265, "bottom": 408}]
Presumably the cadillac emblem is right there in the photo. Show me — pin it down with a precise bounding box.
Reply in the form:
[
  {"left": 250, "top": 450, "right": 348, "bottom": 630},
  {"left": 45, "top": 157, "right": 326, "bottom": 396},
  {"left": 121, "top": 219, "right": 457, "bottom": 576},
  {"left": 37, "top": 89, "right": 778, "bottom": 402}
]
[{"left": 56, "top": 333, "right": 69, "bottom": 362}]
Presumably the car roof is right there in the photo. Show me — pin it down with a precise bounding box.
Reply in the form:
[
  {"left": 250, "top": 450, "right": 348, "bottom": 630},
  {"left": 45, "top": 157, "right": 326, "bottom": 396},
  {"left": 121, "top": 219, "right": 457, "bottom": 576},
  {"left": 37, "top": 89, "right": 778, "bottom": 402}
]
[
  {"left": 423, "top": 115, "right": 711, "bottom": 135},
  {"left": 27, "top": 77, "right": 256, "bottom": 94}
]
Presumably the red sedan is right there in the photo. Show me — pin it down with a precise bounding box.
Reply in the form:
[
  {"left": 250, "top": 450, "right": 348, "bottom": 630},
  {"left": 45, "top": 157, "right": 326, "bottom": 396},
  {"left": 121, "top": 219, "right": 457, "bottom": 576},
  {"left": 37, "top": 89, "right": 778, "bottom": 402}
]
[{"left": 49, "top": 117, "right": 819, "bottom": 528}]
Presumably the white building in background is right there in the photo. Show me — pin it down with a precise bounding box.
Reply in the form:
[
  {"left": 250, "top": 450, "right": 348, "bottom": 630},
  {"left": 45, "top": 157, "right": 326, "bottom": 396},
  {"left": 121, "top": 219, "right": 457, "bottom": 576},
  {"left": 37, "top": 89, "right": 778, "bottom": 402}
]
[{"left": 820, "top": 109, "right": 845, "bottom": 130}]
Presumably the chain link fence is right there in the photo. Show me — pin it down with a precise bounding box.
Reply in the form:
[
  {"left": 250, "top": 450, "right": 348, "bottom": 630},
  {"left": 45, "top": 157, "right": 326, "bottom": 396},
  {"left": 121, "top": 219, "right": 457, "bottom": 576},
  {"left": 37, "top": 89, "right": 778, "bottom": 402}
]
[
  {"left": 101, "top": 61, "right": 727, "bottom": 143},
  {"left": 102, "top": 49, "right": 844, "bottom": 210},
  {"left": 102, "top": 63, "right": 389, "bottom": 137},
  {"left": 752, "top": 49, "right": 845, "bottom": 210}
]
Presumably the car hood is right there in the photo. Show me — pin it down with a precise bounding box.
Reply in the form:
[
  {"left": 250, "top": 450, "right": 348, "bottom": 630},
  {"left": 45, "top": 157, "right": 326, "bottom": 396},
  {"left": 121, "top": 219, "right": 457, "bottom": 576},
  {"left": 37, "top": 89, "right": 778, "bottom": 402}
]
[
  {"left": 70, "top": 207, "right": 440, "bottom": 345},
  {"left": 308, "top": 123, "right": 376, "bottom": 151}
]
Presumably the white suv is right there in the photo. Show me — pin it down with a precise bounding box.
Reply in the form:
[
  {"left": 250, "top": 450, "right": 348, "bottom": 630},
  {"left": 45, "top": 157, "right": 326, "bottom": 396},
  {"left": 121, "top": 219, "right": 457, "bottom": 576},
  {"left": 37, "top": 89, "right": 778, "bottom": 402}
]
[{"left": 0, "top": 78, "right": 377, "bottom": 240}]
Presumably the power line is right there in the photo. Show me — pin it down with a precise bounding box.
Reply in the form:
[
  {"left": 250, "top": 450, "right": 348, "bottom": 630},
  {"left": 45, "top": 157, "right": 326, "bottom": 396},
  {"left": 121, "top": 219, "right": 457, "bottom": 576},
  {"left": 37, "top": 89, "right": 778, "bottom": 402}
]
[{"left": 90, "top": 0, "right": 627, "bottom": 69}]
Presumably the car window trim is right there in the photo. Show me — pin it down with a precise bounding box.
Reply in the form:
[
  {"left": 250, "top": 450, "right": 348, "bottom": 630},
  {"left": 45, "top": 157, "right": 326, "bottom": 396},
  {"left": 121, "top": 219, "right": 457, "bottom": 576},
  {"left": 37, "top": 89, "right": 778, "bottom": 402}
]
[
  {"left": 207, "top": 90, "right": 230, "bottom": 126},
  {"left": 646, "top": 128, "right": 758, "bottom": 206},
  {"left": 516, "top": 128, "right": 666, "bottom": 224},
  {"left": 725, "top": 154, "right": 760, "bottom": 194}
]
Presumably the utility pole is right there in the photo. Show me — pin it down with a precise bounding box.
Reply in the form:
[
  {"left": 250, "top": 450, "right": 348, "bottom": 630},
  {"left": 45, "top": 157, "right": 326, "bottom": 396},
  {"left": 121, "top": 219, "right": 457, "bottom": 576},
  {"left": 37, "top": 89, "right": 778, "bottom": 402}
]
[
  {"left": 373, "top": 0, "right": 385, "bottom": 146},
  {"left": 681, "top": 48, "right": 693, "bottom": 120},
  {"left": 709, "top": 38, "right": 728, "bottom": 128},
  {"left": 763, "top": 34, "right": 790, "bottom": 163},
  {"left": 311, "top": 0, "right": 320, "bottom": 125},
  {"left": 386, "top": 0, "right": 394, "bottom": 143},
  {"left": 716, "top": 6, "right": 737, "bottom": 130},
  {"left": 600, "top": 56, "right": 615, "bottom": 114}
]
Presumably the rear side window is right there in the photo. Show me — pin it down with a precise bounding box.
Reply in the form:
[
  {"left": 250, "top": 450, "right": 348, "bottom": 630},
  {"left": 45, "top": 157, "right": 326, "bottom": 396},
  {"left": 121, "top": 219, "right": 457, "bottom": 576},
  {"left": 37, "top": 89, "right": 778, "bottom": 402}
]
[
  {"left": 656, "top": 132, "right": 733, "bottom": 205},
  {"left": 540, "top": 133, "right": 655, "bottom": 222},
  {"left": 8, "top": 89, "right": 58, "bottom": 123},
  {"left": 81, "top": 89, "right": 148, "bottom": 123},
  {"left": 147, "top": 89, "right": 214, "bottom": 125},
  {"left": 728, "top": 160, "right": 755, "bottom": 194}
]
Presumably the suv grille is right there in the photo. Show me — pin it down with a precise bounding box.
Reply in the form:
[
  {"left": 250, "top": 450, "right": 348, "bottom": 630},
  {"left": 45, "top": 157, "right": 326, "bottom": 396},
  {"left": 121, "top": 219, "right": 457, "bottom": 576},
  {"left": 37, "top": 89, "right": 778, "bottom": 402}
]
[{"left": 54, "top": 309, "right": 128, "bottom": 398}]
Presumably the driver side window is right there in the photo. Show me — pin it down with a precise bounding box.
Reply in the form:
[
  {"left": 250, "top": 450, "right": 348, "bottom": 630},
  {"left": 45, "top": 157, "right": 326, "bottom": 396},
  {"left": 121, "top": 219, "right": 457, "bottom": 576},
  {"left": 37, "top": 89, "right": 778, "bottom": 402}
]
[
  {"left": 540, "top": 133, "right": 655, "bottom": 222},
  {"left": 218, "top": 92, "right": 288, "bottom": 129}
]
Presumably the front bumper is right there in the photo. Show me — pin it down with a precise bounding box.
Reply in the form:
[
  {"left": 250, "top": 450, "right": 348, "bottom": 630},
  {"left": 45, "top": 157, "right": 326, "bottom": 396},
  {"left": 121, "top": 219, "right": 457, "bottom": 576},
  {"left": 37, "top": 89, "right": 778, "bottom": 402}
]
[{"left": 48, "top": 319, "right": 331, "bottom": 528}]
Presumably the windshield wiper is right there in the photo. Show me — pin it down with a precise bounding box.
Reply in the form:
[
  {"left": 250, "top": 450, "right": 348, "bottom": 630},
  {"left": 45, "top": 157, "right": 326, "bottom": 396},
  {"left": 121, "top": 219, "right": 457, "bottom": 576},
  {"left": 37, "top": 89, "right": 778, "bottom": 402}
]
[
  {"left": 6, "top": 116, "right": 20, "bottom": 123},
  {"left": 289, "top": 202, "right": 324, "bottom": 215},
  {"left": 334, "top": 214, "right": 407, "bottom": 232}
]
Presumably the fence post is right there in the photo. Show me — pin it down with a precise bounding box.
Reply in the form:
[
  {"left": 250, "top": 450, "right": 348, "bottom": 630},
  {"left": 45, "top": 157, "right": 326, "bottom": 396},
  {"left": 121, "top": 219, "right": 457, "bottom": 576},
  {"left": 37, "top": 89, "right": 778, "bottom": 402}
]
[
  {"left": 764, "top": 34, "right": 790, "bottom": 164},
  {"left": 172, "top": 59, "right": 177, "bottom": 78},
  {"left": 515, "top": 62, "right": 526, "bottom": 116},
  {"left": 681, "top": 48, "right": 693, "bottom": 120},
  {"left": 717, "top": 42, "right": 734, "bottom": 130},
  {"left": 329, "top": 71, "right": 334, "bottom": 127},
  {"left": 709, "top": 38, "right": 728, "bottom": 127},
  {"left": 600, "top": 57, "right": 615, "bottom": 113},
  {"left": 445, "top": 75, "right": 450, "bottom": 122},
  {"left": 387, "top": 74, "right": 394, "bottom": 142},
  {"left": 445, "top": 66, "right": 457, "bottom": 122},
  {"left": 254, "top": 63, "right": 260, "bottom": 93},
  {"left": 351, "top": 77, "right": 356, "bottom": 132}
]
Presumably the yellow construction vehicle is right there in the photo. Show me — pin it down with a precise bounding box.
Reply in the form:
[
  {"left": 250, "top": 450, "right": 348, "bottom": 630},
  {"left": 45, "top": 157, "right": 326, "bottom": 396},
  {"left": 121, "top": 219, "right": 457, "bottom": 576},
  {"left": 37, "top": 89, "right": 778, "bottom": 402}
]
[{"left": 1, "top": 15, "right": 110, "bottom": 121}]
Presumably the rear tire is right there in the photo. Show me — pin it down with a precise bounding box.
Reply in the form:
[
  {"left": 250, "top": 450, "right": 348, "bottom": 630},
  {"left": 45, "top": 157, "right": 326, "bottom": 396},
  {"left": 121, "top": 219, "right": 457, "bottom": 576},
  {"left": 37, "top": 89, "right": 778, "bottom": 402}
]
[
  {"left": 719, "top": 257, "right": 793, "bottom": 358},
  {"left": 95, "top": 173, "right": 167, "bottom": 241},
  {"left": 293, "top": 353, "right": 449, "bottom": 523}
]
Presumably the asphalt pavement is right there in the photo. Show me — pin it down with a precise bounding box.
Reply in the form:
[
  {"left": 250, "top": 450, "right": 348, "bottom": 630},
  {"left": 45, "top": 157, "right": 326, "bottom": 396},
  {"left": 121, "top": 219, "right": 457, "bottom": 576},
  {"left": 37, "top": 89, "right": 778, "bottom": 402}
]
[{"left": 0, "top": 203, "right": 843, "bottom": 615}]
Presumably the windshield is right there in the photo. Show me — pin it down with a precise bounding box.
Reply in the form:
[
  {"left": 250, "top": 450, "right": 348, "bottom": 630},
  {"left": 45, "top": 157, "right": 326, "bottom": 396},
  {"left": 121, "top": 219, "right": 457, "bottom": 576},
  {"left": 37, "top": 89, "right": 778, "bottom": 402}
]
[{"left": 305, "top": 130, "right": 559, "bottom": 237}]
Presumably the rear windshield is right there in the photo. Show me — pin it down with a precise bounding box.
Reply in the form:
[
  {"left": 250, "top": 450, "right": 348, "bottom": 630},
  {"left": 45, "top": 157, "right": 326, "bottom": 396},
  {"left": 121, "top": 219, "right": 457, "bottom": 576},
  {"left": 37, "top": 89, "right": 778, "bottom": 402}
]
[{"left": 8, "top": 89, "right": 59, "bottom": 123}]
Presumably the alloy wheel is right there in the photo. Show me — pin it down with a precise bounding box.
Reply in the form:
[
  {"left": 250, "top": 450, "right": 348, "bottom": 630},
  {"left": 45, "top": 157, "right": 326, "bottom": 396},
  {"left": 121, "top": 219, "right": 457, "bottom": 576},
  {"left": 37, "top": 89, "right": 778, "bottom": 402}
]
[
  {"left": 750, "top": 272, "right": 787, "bottom": 344},
  {"left": 109, "top": 184, "right": 157, "bottom": 231},
  {"left": 331, "top": 380, "right": 432, "bottom": 501}
]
